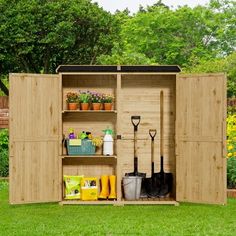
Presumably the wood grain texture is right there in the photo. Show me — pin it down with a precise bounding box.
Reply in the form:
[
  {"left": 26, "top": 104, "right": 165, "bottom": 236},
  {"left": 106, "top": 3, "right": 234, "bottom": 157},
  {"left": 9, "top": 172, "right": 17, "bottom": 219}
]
[
  {"left": 10, "top": 71, "right": 226, "bottom": 205},
  {"left": 9, "top": 74, "right": 60, "bottom": 204},
  {"left": 62, "top": 74, "right": 116, "bottom": 110},
  {"left": 176, "top": 74, "right": 226, "bottom": 204}
]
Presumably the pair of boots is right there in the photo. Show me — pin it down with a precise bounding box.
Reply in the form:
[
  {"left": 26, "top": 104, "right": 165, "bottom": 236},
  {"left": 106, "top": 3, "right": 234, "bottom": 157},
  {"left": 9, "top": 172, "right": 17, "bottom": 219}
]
[{"left": 98, "top": 175, "right": 116, "bottom": 200}]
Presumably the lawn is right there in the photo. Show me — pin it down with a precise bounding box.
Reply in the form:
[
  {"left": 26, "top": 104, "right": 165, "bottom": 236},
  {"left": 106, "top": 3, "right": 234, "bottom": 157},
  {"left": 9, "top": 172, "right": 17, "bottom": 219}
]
[{"left": 0, "top": 181, "right": 236, "bottom": 236}]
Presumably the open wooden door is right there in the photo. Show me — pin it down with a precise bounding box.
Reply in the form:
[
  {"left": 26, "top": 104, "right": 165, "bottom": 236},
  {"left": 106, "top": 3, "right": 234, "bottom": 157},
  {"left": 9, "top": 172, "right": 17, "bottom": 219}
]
[
  {"left": 176, "top": 74, "right": 227, "bottom": 204},
  {"left": 9, "top": 74, "right": 60, "bottom": 204}
]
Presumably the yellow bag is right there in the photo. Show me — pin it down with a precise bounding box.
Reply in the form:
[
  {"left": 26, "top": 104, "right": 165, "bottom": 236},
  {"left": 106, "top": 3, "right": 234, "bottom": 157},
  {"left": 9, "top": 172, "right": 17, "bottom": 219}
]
[
  {"left": 81, "top": 177, "right": 98, "bottom": 201},
  {"left": 64, "top": 175, "right": 83, "bottom": 200}
]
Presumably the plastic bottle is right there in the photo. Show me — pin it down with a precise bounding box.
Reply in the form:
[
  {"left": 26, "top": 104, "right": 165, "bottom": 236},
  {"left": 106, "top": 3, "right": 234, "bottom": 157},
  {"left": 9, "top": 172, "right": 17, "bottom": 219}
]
[{"left": 103, "top": 128, "right": 114, "bottom": 156}]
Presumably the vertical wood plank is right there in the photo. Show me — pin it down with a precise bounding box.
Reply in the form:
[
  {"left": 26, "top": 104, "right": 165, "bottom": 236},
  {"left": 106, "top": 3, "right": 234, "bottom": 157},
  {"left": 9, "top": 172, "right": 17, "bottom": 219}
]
[
  {"left": 176, "top": 74, "right": 226, "bottom": 204},
  {"left": 10, "top": 74, "right": 60, "bottom": 204},
  {"left": 116, "top": 73, "right": 122, "bottom": 201}
]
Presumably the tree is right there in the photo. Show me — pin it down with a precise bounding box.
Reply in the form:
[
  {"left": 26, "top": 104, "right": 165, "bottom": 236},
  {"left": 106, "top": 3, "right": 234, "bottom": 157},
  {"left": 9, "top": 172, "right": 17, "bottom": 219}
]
[
  {"left": 0, "top": 0, "right": 119, "bottom": 74},
  {"left": 99, "top": 1, "right": 236, "bottom": 68}
]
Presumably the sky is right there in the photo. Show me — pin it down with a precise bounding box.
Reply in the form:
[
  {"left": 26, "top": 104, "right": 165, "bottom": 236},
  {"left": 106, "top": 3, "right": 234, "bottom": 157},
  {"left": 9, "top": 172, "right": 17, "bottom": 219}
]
[{"left": 91, "top": 0, "right": 210, "bottom": 13}]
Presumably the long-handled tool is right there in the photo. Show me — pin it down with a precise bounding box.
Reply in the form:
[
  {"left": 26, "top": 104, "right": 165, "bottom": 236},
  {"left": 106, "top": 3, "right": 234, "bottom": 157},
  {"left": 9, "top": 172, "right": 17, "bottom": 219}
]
[
  {"left": 143, "top": 129, "right": 161, "bottom": 197},
  {"left": 125, "top": 116, "right": 146, "bottom": 178},
  {"left": 158, "top": 91, "right": 173, "bottom": 197}
]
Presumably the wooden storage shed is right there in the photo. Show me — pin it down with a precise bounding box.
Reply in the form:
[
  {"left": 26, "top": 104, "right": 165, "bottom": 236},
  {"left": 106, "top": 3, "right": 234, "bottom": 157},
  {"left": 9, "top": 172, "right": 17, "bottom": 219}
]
[{"left": 9, "top": 65, "right": 227, "bottom": 205}]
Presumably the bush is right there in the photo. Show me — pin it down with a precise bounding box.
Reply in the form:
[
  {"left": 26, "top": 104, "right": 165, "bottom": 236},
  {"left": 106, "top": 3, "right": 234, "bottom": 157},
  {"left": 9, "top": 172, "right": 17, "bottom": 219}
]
[
  {"left": 227, "top": 157, "right": 236, "bottom": 189},
  {"left": 226, "top": 114, "right": 236, "bottom": 188},
  {"left": 0, "top": 129, "right": 9, "bottom": 177}
]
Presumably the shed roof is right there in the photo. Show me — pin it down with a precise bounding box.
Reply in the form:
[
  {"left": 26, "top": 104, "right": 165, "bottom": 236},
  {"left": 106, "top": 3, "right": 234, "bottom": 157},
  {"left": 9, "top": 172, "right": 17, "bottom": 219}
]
[{"left": 56, "top": 65, "right": 181, "bottom": 73}]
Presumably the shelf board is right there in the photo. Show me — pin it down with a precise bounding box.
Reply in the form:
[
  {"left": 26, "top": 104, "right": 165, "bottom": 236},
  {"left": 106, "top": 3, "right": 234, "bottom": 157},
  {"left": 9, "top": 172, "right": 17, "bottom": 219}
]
[
  {"left": 61, "top": 155, "right": 117, "bottom": 159},
  {"left": 60, "top": 200, "right": 117, "bottom": 205},
  {"left": 61, "top": 155, "right": 117, "bottom": 165},
  {"left": 62, "top": 110, "right": 117, "bottom": 114},
  {"left": 59, "top": 199, "right": 179, "bottom": 206},
  {"left": 120, "top": 198, "right": 179, "bottom": 206}
]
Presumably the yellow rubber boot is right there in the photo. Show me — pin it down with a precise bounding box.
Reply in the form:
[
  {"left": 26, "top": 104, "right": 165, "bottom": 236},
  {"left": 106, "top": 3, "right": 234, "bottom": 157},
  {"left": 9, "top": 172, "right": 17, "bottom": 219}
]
[
  {"left": 98, "top": 175, "right": 109, "bottom": 200},
  {"left": 108, "top": 175, "right": 117, "bottom": 200}
]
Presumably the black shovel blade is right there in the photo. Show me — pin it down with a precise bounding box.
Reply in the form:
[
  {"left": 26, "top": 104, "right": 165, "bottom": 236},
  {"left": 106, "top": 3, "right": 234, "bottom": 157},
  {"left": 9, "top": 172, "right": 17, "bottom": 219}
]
[
  {"left": 158, "top": 172, "right": 173, "bottom": 198},
  {"left": 143, "top": 176, "right": 160, "bottom": 198}
]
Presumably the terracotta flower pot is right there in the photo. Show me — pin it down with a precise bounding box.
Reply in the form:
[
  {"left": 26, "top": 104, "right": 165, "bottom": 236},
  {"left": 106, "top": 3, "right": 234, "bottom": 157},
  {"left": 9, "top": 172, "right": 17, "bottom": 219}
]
[
  {"left": 104, "top": 103, "right": 112, "bottom": 111},
  {"left": 68, "top": 103, "right": 78, "bottom": 110},
  {"left": 80, "top": 103, "right": 89, "bottom": 110},
  {"left": 92, "top": 103, "right": 101, "bottom": 110}
]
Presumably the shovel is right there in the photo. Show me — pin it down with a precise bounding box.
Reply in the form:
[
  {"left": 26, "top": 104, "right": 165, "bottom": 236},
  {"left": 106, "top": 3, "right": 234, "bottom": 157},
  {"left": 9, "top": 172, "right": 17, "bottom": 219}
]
[
  {"left": 143, "top": 129, "right": 161, "bottom": 198},
  {"left": 125, "top": 116, "right": 146, "bottom": 178},
  {"left": 158, "top": 90, "right": 173, "bottom": 197}
]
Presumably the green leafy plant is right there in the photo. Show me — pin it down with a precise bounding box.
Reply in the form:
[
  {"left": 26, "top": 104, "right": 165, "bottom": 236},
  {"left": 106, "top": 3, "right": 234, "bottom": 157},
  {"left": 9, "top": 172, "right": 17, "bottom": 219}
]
[
  {"left": 79, "top": 91, "right": 91, "bottom": 103},
  {"left": 101, "top": 94, "right": 114, "bottom": 103},
  {"left": 0, "top": 129, "right": 9, "bottom": 177},
  {"left": 226, "top": 114, "right": 236, "bottom": 188},
  {"left": 90, "top": 92, "right": 102, "bottom": 103},
  {"left": 227, "top": 157, "right": 236, "bottom": 189},
  {"left": 66, "top": 92, "right": 78, "bottom": 103}
]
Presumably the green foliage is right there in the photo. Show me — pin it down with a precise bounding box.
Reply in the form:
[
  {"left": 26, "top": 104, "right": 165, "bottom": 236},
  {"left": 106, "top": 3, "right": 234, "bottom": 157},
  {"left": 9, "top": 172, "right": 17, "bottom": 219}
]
[
  {"left": 0, "top": 0, "right": 119, "bottom": 74},
  {"left": 226, "top": 114, "right": 236, "bottom": 188},
  {"left": 98, "top": 44, "right": 155, "bottom": 64},
  {"left": 100, "top": 1, "right": 236, "bottom": 68},
  {"left": 0, "top": 129, "right": 9, "bottom": 177},
  {"left": 227, "top": 157, "right": 236, "bottom": 188},
  {"left": 78, "top": 91, "right": 91, "bottom": 103},
  {"left": 0, "top": 180, "right": 8, "bottom": 191},
  {"left": 0, "top": 76, "right": 9, "bottom": 96}
]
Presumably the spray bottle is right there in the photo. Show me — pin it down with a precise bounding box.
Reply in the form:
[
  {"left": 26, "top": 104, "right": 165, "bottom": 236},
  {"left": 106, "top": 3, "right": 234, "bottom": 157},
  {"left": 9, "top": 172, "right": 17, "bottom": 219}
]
[{"left": 103, "top": 128, "right": 114, "bottom": 156}]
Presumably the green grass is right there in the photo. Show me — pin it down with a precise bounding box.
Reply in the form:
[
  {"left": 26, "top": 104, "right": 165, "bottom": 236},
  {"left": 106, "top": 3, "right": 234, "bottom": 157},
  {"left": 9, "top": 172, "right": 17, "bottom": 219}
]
[{"left": 0, "top": 181, "right": 236, "bottom": 236}]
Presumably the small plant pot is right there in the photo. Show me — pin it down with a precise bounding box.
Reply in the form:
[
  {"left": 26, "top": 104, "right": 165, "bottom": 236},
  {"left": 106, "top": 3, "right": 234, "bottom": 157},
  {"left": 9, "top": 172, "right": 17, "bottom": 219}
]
[
  {"left": 92, "top": 103, "right": 101, "bottom": 110},
  {"left": 104, "top": 103, "right": 112, "bottom": 111},
  {"left": 80, "top": 103, "right": 89, "bottom": 110},
  {"left": 68, "top": 103, "right": 78, "bottom": 110}
]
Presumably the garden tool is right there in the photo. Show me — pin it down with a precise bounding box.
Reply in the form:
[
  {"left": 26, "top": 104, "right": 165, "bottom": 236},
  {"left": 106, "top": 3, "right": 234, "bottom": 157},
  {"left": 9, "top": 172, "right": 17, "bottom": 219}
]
[
  {"left": 108, "top": 175, "right": 117, "bottom": 200},
  {"left": 143, "top": 129, "right": 161, "bottom": 198},
  {"left": 98, "top": 175, "right": 109, "bottom": 200},
  {"left": 125, "top": 116, "right": 146, "bottom": 178},
  {"left": 157, "top": 91, "right": 173, "bottom": 197}
]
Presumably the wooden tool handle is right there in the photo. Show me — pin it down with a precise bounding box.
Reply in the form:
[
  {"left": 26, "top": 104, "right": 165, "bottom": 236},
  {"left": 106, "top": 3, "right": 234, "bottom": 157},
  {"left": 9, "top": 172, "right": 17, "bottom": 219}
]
[{"left": 160, "top": 91, "right": 164, "bottom": 156}]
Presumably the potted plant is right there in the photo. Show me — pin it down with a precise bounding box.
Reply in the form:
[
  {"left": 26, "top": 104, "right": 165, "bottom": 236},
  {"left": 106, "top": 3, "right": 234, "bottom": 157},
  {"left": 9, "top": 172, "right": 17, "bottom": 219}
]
[
  {"left": 101, "top": 94, "right": 115, "bottom": 110},
  {"left": 79, "top": 90, "right": 91, "bottom": 110},
  {"left": 66, "top": 92, "right": 78, "bottom": 110},
  {"left": 90, "top": 92, "right": 102, "bottom": 110}
]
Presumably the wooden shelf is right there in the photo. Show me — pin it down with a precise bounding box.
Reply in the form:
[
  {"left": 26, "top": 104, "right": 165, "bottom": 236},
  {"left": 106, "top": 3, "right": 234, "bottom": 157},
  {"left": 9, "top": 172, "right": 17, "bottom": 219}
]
[
  {"left": 120, "top": 200, "right": 179, "bottom": 206},
  {"left": 62, "top": 110, "right": 117, "bottom": 114},
  {"left": 61, "top": 155, "right": 117, "bottom": 159},
  {"left": 60, "top": 199, "right": 179, "bottom": 206},
  {"left": 61, "top": 155, "right": 117, "bottom": 165},
  {"left": 60, "top": 200, "right": 117, "bottom": 205}
]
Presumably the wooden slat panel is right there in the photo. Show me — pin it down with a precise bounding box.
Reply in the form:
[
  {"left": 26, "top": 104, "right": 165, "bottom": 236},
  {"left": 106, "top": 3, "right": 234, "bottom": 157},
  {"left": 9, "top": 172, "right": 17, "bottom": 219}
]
[
  {"left": 176, "top": 74, "right": 226, "bottom": 204},
  {"left": 10, "top": 74, "right": 59, "bottom": 140},
  {"left": 9, "top": 74, "right": 60, "bottom": 204},
  {"left": 121, "top": 75, "right": 175, "bottom": 139},
  {"left": 176, "top": 141, "right": 226, "bottom": 204},
  {"left": 120, "top": 140, "right": 175, "bottom": 178},
  {"left": 10, "top": 141, "right": 60, "bottom": 204},
  {"left": 120, "top": 75, "right": 176, "bottom": 179},
  {"left": 176, "top": 74, "right": 224, "bottom": 140}
]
